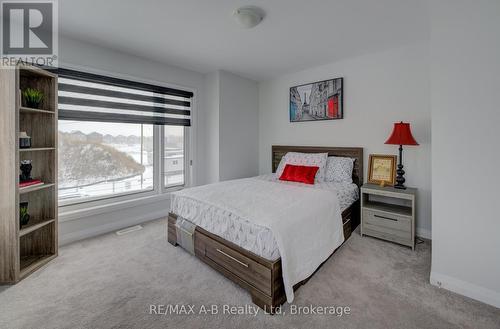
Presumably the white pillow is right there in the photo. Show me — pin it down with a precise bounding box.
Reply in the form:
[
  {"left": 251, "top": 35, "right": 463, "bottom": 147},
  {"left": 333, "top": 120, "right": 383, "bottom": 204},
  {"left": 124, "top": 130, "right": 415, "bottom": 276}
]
[
  {"left": 276, "top": 152, "right": 328, "bottom": 181},
  {"left": 325, "top": 156, "right": 355, "bottom": 183}
]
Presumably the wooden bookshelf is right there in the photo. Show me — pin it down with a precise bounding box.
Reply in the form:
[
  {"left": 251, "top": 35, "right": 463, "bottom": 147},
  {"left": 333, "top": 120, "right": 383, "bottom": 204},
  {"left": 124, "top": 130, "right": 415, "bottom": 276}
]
[{"left": 0, "top": 64, "right": 58, "bottom": 284}]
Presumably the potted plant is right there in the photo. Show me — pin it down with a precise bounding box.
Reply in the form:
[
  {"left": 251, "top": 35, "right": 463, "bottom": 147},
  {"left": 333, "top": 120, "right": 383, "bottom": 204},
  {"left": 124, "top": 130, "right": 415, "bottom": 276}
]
[
  {"left": 22, "top": 88, "right": 44, "bottom": 109},
  {"left": 20, "top": 202, "right": 30, "bottom": 226}
]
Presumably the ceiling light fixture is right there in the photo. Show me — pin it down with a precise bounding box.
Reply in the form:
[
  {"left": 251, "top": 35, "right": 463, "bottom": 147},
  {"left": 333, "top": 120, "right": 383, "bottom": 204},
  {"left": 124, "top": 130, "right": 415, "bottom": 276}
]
[{"left": 232, "top": 6, "right": 264, "bottom": 29}]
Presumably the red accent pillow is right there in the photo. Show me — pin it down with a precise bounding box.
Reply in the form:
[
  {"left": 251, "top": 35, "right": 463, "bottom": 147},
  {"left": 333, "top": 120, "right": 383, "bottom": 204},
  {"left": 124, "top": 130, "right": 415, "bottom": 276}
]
[{"left": 279, "top": 164, "right": 319, "bottom": 184}]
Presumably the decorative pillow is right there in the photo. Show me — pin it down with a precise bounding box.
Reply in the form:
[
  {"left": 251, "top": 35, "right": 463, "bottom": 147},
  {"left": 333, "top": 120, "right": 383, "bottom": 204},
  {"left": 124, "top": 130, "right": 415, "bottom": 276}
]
[
  {"left": 324, "top": 156, "right": 355, "bottom": 183},
  {"left": 276, "top": 152, "right": 328, "bottom": 181},
  {"left": 279, "top": 164, "right": 319, "bottom": 185}
]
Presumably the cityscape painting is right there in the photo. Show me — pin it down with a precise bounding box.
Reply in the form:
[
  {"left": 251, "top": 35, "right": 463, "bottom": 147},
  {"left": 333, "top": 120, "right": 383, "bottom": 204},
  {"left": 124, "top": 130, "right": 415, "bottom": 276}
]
[{"left": 290, "top": 77, "right": 343, "bottom": 122}]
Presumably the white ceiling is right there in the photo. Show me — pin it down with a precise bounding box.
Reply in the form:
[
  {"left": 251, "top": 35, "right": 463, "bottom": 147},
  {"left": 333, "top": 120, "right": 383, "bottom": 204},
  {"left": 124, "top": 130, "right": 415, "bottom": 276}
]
[{"left": 59, "top": 0, "right": 429, "bottom": 81}]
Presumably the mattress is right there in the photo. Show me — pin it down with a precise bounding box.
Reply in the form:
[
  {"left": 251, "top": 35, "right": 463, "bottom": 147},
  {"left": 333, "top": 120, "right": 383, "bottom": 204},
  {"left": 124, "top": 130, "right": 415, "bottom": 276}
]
[{"left": 172, "top": 174, "right": 359, "bottom": 261}]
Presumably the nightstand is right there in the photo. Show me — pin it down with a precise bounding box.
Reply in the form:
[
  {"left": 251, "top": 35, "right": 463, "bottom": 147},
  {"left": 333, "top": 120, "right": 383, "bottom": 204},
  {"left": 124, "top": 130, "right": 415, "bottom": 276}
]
[{"left": 360, "top": 184, "right": 416, "bottom": 249}]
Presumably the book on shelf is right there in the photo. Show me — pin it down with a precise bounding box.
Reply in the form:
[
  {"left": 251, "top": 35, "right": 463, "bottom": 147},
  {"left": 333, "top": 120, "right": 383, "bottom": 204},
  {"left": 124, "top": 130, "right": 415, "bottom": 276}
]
[{"left": 19, "top": 179, "right": 44, "bottom": 188}]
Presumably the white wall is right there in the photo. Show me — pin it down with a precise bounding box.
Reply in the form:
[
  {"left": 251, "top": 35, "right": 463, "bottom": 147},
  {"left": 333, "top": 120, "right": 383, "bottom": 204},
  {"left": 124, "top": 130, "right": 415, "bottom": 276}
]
[
  {"left": 219, "top": 71, "right": 259, "bottom": 181},
  {"left": 258, "top": 42, "right": 432, "bottom": 238},
  {"left": 430, "top": 0, "right": 500, "bottom": 307},
  {"left": 202, "top": 70, "right": 259, "bottom": 183},
  {"left": 202, "top": 71, "right": 220, "bottom": 183},
  {"left": 58, "top": 36, "right": 206, "bottom": 245}
]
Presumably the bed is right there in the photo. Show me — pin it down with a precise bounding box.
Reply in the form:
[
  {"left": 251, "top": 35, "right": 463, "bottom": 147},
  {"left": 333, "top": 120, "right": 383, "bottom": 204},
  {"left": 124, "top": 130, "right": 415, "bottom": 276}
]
[{"left": 168, "top": 145, "right": 363, "bottom": 313}]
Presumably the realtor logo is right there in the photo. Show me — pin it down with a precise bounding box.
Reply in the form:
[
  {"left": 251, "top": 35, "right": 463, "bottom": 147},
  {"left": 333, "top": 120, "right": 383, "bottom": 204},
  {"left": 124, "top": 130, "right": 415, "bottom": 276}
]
[{"left": 1, "top": 0, "right": 58, "bottom": 66}]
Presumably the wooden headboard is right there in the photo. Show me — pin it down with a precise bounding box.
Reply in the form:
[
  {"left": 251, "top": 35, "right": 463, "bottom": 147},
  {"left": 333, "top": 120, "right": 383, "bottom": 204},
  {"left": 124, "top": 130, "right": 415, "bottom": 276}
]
[{"left": 272, "top": 145, "right": 364, "bottom": 187}]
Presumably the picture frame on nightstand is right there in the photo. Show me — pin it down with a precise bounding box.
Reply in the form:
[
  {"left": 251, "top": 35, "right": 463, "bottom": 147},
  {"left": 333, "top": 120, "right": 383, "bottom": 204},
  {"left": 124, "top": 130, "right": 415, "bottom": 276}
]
[{"left": 367, "top": 154, "right": 397, "bottom": 186}]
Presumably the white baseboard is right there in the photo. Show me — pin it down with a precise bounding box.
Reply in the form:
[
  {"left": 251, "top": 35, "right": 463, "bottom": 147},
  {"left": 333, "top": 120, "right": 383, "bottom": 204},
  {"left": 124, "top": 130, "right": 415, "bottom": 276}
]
[
  {"left": 416, "top": 227, "right": 431, "bottom": 239},
  {"left": 59, "top": 208, "right": 168, "bottom": 246},
  {"left": 430, "top": 271, "right": 500, "bottom": 308}
]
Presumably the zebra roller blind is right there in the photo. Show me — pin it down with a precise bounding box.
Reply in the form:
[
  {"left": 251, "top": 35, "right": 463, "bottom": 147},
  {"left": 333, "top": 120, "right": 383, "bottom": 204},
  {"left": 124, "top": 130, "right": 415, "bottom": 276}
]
[{"left": 56, "top": 68, "right": 192, "bottom": 126}]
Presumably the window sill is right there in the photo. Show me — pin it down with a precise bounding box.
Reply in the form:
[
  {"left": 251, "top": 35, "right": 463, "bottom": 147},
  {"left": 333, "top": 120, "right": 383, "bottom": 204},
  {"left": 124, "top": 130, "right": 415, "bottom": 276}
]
[{"left": 59, "top": 191, "right": 177, "bottom": 223}]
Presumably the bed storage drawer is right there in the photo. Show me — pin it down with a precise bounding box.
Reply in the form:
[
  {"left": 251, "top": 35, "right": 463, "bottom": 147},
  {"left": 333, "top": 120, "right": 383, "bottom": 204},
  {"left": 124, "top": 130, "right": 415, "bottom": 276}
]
[{"left": 195, "top": 231, "right": 272, "bottom": 296}]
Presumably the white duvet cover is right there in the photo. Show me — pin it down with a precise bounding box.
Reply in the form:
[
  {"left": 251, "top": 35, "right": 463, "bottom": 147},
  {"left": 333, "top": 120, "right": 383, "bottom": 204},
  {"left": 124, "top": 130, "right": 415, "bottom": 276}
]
[{"left": 171, "top": 176, "right": 345, "bottom": 302}]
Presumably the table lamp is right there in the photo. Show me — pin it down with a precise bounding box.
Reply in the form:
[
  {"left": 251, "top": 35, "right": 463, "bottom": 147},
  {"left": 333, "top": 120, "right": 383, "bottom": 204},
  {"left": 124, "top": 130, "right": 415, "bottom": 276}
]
[{"left": 384, "top": 122, "right": 419, "bottom": 189}]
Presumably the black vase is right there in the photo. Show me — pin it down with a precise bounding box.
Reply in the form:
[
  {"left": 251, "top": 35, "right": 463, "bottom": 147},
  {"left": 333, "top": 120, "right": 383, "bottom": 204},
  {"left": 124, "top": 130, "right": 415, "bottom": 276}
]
[{"left": 20, "top": 160, "right": 33, "bottom": 182}]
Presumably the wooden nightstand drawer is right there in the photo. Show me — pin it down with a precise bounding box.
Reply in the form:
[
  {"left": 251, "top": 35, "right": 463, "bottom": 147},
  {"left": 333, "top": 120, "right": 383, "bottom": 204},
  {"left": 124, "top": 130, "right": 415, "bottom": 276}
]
[
  {"left": 361, "top": 227, "right": 412, "bottom": 246},
  {"left": 363, "top": 209, "right": 411, "bottom": 233}
]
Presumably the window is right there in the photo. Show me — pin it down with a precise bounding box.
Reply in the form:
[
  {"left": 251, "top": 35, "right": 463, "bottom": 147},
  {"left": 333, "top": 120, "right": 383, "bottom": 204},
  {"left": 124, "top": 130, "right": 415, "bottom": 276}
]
[
  {"left": 59, "top": 121, "right": 154, "bottom": 203},
  {"left": 55, "top": 68, "right": 193, "bottom": 206},
  {"left": 164, "top": 126, "right": 185, "bottom": 188}
]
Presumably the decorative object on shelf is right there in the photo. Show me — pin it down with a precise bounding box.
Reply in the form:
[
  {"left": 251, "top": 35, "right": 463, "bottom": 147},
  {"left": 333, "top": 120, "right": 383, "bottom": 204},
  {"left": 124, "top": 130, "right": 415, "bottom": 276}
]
[
  {"left": 19, "top": 179, "right": 43, "bottom": 188},
  {"left": 368, "top": 154, "right": 397, "bottom": 186},
  {"left": 22, "top": 88, "right": 44, "bottom": 109},
  {"left": 384, "top": 121, "right": 419, "bottom": 189},
  {"left": 290, "top": 77, "right": 343, "bottom": 122},
  {"left": 19, "top": 160, "right": 33, "bottom": 182},
  {"left": 19, "top": 131, "right": 32, "bottom": 149},
  {"left": 19, "top": 202, "right": 30, "bottom": 227}
]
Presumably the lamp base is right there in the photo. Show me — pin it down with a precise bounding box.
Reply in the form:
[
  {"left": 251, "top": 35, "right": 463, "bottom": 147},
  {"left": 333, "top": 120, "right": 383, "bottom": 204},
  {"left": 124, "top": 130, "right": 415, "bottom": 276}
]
[{"left": 394, "top": 163, "right": 406, "bottom": 189}]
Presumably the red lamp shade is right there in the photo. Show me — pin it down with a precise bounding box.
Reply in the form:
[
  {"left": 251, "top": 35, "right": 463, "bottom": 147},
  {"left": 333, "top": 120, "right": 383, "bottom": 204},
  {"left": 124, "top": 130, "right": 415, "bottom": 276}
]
[{"left": 385, "top": 122, "right": 419, "bottom": 146}]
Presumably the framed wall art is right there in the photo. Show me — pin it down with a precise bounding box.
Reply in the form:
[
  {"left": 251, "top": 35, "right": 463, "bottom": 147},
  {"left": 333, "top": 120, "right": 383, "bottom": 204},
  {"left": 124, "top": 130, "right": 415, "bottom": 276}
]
[{"left": 290, "top": 77, "right": 343, "bottom": 122}]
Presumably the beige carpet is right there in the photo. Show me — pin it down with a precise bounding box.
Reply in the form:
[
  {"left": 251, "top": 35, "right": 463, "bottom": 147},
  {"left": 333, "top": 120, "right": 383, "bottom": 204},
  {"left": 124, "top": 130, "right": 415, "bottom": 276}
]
[{"left": 0, "top": 219, "right": 499, "bottom": 329}]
